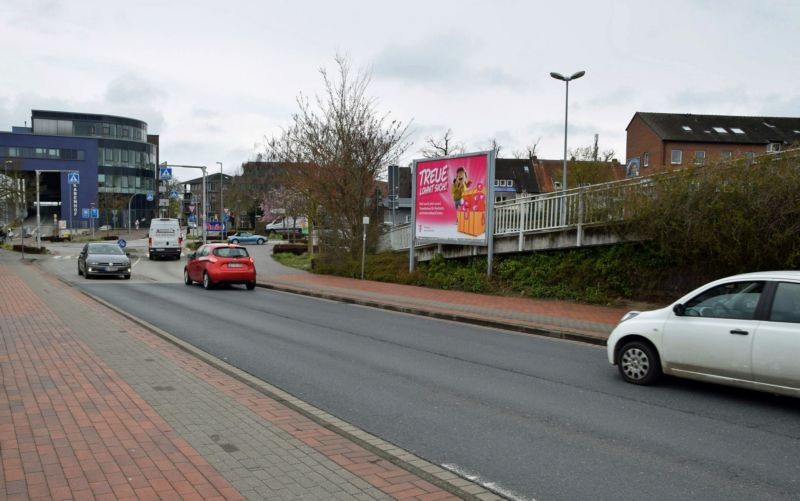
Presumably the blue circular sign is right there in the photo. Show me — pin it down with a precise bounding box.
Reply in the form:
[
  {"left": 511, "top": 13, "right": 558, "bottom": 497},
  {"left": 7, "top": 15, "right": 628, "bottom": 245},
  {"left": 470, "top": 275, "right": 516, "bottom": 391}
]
[
  {"left": 117, "top": 239, "right": 127, "bottom": 249},
  {"left": 146, "top": 192, "right": 154, "bottom": 202}
]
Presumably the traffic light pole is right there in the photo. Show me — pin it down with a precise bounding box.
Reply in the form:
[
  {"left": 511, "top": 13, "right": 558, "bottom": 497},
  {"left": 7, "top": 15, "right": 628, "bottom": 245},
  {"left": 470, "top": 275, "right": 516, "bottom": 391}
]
[{"left": 161, "top": 163, "right": 208, "bottom": 242}]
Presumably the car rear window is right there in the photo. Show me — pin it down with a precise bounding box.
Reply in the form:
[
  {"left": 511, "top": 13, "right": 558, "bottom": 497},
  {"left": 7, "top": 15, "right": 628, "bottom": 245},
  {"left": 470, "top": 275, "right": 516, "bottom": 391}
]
[
  {"left": 213, "top": 247, "right": 249, "bottom": 258},
  {"left": 89, "top": 244, "right": 124, "bottom": 255}
]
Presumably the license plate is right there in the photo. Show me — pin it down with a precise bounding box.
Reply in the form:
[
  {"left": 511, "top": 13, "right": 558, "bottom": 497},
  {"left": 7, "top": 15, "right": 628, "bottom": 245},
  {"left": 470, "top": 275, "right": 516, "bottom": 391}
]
[
  {"left": 227, "top": 263, "right": 244, "bottom": 268},
  {"left": 155, "top": 248, "right": 165, "bottom": 251},
  {"left": 105, "top": 266, "right": 117, "bottom": 271}
]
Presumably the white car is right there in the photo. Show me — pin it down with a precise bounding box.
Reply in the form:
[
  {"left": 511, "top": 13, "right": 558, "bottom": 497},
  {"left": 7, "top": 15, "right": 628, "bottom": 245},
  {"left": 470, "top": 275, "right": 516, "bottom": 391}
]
[{"left": 607, "top": 271, "right": 800, "bottom": 398}]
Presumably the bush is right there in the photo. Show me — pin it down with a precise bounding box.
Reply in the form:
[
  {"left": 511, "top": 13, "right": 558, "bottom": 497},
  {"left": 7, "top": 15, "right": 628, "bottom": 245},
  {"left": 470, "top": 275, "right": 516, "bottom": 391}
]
[
  {"left": 273, "top": 244, "right": 307, "bottom": 256},
  {"left": 12, "top": 244, "right": 46, "bottom": 254}
]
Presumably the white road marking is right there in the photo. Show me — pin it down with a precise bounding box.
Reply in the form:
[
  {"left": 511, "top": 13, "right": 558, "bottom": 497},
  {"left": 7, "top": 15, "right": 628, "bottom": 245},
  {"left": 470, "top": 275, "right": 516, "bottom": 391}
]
[
  {"left": 441, "top": 463, "right": 532, "bottom": 501},
  {"left": 131, "top": 258, "right": 141, "bottom": 268}
]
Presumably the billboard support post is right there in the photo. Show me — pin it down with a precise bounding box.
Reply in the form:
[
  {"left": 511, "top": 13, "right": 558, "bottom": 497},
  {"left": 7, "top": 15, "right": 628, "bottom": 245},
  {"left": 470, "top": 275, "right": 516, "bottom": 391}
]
[
  {"left": 486, "top": 149, "right": 496, "bottom": 278},
  {"left": 409, "top": 162, "right": 416, "bottom": 273}
]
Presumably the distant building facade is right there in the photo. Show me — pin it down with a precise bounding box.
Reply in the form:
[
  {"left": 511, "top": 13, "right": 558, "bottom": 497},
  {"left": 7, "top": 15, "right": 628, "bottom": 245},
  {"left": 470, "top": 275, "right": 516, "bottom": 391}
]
[
  {"left": 0, "top": 109, "right": 159, "bottom": 229},
  {"left": 626, "top": 112, "right": 800, "bottom": 172}
]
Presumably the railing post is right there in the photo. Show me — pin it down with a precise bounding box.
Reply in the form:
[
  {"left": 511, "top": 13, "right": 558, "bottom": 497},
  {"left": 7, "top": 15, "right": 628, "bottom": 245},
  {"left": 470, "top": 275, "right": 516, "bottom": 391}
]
[
  {"left": 518, "top": 200, "right": 527, "bottom": 251},
  {"left": 577, "top": 190, "right": 584, "bottom": 247}
]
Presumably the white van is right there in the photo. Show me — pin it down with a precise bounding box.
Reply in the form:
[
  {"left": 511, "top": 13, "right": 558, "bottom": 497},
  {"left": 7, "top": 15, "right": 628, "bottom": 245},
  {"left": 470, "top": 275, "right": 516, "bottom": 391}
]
[
  {"left": 148, "top": 218, "right": 183, "bottom": 260},
  {"left": 265, "top": 216, "right": 307, "bottom": 237}
]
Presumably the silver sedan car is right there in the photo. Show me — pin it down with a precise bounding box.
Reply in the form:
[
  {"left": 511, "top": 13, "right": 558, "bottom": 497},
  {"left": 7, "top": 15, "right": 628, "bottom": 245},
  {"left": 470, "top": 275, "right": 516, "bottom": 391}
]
[
  {"left": 608, "top": 271, "right": 800, "bottom": 398},
  {"left": 77, "top": 242, "right": 132, "bottom": 279}
]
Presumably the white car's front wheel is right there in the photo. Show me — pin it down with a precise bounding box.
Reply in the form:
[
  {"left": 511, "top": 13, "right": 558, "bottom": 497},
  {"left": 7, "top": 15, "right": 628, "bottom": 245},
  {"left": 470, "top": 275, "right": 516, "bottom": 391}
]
[{"left": 618, "top": 341, "right": 662, "bottom": 385}]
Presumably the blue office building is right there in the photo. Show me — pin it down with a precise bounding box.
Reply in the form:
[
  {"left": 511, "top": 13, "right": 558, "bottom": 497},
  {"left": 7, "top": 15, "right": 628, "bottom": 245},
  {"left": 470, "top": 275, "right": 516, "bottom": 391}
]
[{"left": 0, "top": 110, "right": 159, "bottom": 230}]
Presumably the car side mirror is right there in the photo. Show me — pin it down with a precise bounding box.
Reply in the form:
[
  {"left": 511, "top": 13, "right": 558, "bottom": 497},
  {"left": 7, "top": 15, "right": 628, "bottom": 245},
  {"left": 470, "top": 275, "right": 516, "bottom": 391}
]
[
  {"left": 187, "top": 252, "right": 196, "bottom": 259},
  {"left": 673, "top": 303, "right": 686, "bottom": 316},
  {"left": 125, "top": 252, "right": 131, "bottom": 257}
]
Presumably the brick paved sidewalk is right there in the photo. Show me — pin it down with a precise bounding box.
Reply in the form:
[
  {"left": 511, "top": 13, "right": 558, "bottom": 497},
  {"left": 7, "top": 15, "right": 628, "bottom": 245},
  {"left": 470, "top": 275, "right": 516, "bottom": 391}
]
[
  {"left": 0, "top": 257, "right": 497, "bottom": 500},
  {"left": 259, "top": 274, "right": 635, "bottom": 344}
]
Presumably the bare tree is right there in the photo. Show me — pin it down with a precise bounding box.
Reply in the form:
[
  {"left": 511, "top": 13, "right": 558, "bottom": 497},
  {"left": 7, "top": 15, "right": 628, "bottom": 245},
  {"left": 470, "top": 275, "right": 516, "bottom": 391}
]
[
  {"left": 570, "top": 134, "right": 615, "bottom": 162},
  {"left": 486, "top": 138, "right": 502, "bottom": 158},
  {"left": 265, "top": 55, "right": 410, "bottom": 258},
  {"left": 421, "top": 129, "right": 464, "bottom": 158},
  {"left": 513, "top": 137, "right": 541, "bottom": 160}
]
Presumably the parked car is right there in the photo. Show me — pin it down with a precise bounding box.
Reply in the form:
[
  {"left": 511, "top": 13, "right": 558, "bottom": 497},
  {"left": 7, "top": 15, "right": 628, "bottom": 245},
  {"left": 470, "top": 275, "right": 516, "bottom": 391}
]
[
  {"left": 78, "top": 242, "right": 131, "bottom": 279},
  {"left": 607, "top": 271, "right": 800, "bottom": 397},
  {"left": 227, "top": 231, "right": 266, "bottom": 245},
  {"left": 184, "top": 243, "right": 256, "bottom": 290}
]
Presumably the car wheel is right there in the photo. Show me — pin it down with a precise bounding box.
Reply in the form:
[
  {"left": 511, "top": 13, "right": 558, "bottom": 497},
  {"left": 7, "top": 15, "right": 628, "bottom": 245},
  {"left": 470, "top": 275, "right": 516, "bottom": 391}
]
[
  {"left": 618, "top": 340, "right": 662, "bottom": 385},
  {"left": 123, "top": 274, "right": 131, "bottom": 280},
  {"left": 231, "top": 239, "right": 239, "bottom": 244},
  {"left": 246, "top": 281, "right": 256, "bottom": 290},
  {"left": 78, "top": 263, "right": 83, "bottom": 276},
  {"left": 257, "top": 238, "right": 265, "bottom": 245},
  {"left": 84, "top": 271, "right": 92, "bottom": 279},
  {"left": 183, "top": 268, "right": 192, "bottom": 285},
  {"left": 202, "top": 272, "right": 212, "bottom": 290},
  {"left": 148, "top": 253, "right": 153, "bottom": 260}
]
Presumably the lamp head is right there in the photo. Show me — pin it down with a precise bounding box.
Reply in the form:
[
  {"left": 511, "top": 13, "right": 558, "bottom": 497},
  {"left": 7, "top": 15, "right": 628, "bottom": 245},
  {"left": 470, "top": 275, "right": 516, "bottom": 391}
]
[
  {"left": 550, "top": 72, "right": 566, "bottom": 81},
  {"left": 570, "top": 70, "right": 586, "bottom": 80}
]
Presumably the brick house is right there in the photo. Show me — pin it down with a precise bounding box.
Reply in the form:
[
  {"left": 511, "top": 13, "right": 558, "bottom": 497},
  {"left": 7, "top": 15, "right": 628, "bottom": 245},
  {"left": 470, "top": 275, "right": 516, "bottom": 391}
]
[{"left": 626, "top": 112, "right": 800, "bottom": 172}]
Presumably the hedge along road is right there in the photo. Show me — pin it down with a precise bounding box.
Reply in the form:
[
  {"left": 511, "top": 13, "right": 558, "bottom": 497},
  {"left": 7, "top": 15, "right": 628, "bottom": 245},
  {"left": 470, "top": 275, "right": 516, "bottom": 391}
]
[{"left": 42, "top": 247, "right": 800, "bottom": 501}]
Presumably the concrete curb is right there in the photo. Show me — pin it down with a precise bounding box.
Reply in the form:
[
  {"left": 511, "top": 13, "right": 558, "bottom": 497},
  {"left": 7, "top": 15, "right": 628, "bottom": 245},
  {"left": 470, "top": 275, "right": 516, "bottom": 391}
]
[
  {"left": 61, "top": 277, "right": 504, "bottom": 501},
  {"left": 258, "top": 281, "right": 609, "bottom": 347}
]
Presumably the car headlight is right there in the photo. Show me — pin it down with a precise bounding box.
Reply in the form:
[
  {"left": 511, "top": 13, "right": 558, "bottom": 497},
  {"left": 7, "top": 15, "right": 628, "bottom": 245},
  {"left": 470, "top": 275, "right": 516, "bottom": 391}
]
[{"left": 619, "top": 311, "right": 640, "bottom": 323}]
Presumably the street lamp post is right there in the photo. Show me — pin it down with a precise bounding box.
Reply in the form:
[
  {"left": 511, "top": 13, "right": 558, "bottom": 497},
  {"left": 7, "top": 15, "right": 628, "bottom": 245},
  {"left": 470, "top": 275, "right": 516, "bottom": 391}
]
[
  {"left": 216, "top": 161, "right": 223, "bottom": 237},
  {"left": 550, "top": 70, "right": 585, "bottom": 225}
]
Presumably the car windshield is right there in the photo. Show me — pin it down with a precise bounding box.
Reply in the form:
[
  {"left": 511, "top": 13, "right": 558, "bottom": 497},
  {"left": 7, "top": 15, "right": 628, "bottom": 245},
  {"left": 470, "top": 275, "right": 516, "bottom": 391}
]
[
  {"left": 213, "top": 247, "right": 249, "bottom": 258},
  {"left": 88, "top": 244, "right": 124, "bottom": 255}
]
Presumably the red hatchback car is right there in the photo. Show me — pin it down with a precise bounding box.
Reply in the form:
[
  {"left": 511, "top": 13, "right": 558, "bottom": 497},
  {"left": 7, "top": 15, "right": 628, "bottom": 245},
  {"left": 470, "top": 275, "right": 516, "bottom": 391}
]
[{"left": 184, "top": 243, "right": 257, "bottom": 290}]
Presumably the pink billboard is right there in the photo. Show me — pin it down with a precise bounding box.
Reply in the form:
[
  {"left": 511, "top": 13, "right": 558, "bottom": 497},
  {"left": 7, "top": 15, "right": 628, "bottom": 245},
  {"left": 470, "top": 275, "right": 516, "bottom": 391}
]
[{"left": 413, "top": 152, "right": 492, "bottom": 244}]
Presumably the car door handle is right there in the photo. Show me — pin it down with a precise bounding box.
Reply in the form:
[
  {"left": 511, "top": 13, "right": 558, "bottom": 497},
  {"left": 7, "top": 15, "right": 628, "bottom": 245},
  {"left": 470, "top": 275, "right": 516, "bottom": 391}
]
[{"left": 730, "top": 329, "right": 749, "bottom": 335}]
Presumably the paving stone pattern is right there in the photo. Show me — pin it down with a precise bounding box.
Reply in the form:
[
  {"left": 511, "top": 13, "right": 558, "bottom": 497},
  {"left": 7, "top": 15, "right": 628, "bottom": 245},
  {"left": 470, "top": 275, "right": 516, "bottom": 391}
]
[{"left": 1, "top": 260, "right": 473, "bottom": 500}]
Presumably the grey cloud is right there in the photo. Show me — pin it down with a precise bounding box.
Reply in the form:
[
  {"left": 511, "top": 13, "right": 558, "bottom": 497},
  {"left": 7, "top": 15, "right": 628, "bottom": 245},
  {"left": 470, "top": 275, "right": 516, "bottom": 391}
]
[
  {"left": 373, "top": 35, "right": 525, "bottom": 89},
  {"left": 104, "top": 74, "right": 167, "bottom": 106}
]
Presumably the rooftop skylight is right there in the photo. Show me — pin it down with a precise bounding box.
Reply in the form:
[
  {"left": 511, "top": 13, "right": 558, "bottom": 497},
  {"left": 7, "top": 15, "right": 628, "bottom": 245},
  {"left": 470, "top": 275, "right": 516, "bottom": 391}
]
[
  {"left": 682, "top": 125, "right": 692, "bottom": 131},
  {"left": 730, "top": 127, "right": 745, "bottom": 134},
  {"left": 713, "top": 127, "right": 728, "bottom": 133}
]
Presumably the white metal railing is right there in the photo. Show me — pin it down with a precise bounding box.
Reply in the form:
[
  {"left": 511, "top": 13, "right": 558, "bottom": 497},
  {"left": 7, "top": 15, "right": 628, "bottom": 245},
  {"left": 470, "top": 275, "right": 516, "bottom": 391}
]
[
  {"left": 378, "top": 149, "right": 800, "bottom": 252},
  {"left": 378, "top": 178, "right": 640, "bottom": 251}
]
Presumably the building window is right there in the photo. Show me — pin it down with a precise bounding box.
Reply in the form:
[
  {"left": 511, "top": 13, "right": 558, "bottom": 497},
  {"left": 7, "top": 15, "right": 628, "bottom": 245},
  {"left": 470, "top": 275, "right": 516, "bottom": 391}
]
[
  {"left": 642, "top": 152, "right": 649, "bottom": 167},
  {"left": 745, "top": 152, "right": 755, "bottom": 162},
  {"left": 553, "top": 181, "right": 563, "bottom": 190},
  {"left": 694, "top": 151, "right": 706, "bottom": 164},
  {"left": 721, "top": 151, "right": 732, "bottom": 161},
  {"left": 671, "top": 150, "right": 683, "bottom": 165},
  {"left": 767, "top": 143, "right": 781, "bottom": 152}
]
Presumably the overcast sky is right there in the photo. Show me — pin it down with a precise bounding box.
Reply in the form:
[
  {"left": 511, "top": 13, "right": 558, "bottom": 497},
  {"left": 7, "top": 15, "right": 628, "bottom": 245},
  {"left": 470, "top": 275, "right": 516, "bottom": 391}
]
[{"left": 2, "top": 0, "right": 799, "bottom": 181}]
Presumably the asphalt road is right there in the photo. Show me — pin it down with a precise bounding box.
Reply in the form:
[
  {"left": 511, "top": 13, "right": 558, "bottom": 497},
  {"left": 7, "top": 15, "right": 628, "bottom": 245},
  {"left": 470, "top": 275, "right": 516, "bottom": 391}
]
[{"left": 41, "top": 241, "right": 800, "bottom": 501}]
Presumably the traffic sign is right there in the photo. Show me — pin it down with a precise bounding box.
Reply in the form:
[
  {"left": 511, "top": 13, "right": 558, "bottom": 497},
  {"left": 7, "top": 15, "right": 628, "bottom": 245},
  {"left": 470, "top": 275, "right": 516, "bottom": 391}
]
[
  {"left": 117, "top": 239, "right": 127, "bottom": 249},
  {"left": 68, "top": 172, "right": 80, "bottom": 185},
  {"left": 146, "top": 191, "right": 154, "bottom": 202},
  {"left": 169, "top": 190, "right": 179, "bottom": 199},
  {"left": 159, "top": 166, "right": 172, "bottom": 180},
  {"left": 91, "top": 208, "right": 99, "bottom": 218},
  {"left": 82, "top": 208, "right": 90, "bottom": 218}
]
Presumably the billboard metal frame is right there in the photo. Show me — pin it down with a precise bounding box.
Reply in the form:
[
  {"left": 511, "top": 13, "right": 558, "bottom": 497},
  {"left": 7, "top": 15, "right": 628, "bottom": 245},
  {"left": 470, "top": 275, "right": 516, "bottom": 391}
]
[{"left": 409, "top": 150, "right": 496, "bottom": 276}]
